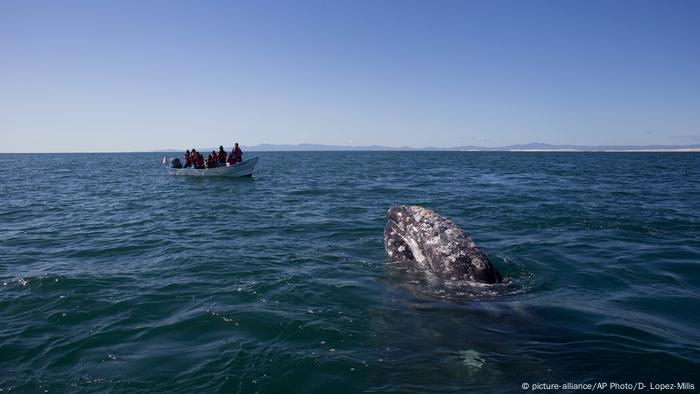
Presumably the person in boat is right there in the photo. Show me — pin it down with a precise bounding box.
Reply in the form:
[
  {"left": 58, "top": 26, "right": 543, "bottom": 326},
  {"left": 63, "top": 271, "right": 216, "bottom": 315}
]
[
  {"left": 205, "top": 154, "right": 215, "bottom": 169},
  {"left": 170, "top": 157, "right": 183, "bottom": 168},
  {"left": 217, "top": 146, "right": 227, "bottom": 164},
  {"left": 184, "top": 150, "right": 192, "bottom": 168},
  {"left": 211, "top": 151, "right": 220, "bottom": 168},
  {"left": 195, "top": 152, "right": 205, "bottom": 169},
  {"left": 190, "top": 149, "right": 199, "bottom": 168},
  {"left": 230, "top": 143, "right": 242, "bottom": 164}
]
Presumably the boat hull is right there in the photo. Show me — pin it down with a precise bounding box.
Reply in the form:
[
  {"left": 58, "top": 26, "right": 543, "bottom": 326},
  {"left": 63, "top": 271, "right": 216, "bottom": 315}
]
[{"left": 168, "top": 157, "right": 259, "bottom": 178}]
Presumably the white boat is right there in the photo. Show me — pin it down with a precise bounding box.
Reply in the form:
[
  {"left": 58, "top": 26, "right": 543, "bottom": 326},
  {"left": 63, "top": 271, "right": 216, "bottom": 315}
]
[{"left": 166, "top": 157, "right": 259, "bottom": 177}]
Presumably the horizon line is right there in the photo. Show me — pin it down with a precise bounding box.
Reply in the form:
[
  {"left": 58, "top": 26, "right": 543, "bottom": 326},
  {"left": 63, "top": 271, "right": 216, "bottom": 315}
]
[{"left": 3, "top": 142, "right": 700, "bottom": 155}]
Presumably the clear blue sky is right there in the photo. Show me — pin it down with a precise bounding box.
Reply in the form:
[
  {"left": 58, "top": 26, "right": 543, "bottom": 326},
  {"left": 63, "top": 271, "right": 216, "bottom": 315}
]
[{"left": 1, "top": 0, "right": 699, "bottom": 152}]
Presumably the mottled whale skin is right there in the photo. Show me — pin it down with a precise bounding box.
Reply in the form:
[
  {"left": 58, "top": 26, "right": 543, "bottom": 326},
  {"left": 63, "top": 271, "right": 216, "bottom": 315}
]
[{"left": 384, "top": 205, "right": 502, "bottom": 284}]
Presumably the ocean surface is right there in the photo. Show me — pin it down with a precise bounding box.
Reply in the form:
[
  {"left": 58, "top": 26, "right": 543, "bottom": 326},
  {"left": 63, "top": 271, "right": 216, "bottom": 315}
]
[{"left": 1, "top": 151, "right": 699, "bottom": 393}]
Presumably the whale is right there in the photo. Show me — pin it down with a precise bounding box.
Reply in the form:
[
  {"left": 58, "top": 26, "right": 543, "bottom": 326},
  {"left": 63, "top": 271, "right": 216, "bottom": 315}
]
[{"left": 384, "top": 205, "right": 502, "bottom": 284}]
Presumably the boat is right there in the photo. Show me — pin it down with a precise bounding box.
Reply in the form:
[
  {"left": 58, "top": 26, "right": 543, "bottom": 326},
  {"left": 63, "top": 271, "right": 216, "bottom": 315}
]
[{"left": 165, "top": 157, "right": 259, "bottom": 177}]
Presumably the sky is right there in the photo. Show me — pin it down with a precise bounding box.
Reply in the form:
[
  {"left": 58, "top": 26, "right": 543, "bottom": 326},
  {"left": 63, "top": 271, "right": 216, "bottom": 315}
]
[{"left": 1, "top": 0, "right": 699, "bottom": 152}]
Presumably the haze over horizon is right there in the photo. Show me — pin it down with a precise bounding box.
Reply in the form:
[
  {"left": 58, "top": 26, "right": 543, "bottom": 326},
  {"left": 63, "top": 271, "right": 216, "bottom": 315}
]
[{"left": 2, "top": 0, "right": 699, "bottom": 153}]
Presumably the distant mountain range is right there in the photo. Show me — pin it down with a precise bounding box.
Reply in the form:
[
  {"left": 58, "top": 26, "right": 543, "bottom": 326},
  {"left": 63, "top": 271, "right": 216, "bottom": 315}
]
[
  {"left": 159, "top": 143, "right": 700, "bottom": 152},
  {"left": 156, "top": 143, "right": 700, "bottom": 153}
]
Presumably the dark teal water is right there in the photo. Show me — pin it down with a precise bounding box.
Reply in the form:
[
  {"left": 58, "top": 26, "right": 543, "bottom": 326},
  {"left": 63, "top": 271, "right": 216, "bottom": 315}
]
[{"left": 1, "top": 152, "right": 699, "bottom": 393}]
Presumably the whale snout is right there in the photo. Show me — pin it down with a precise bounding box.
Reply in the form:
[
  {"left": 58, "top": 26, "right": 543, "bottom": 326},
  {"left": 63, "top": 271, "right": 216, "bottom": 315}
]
[
  {"left": 387, "top": 205, "right": 433, "bottom": 228},
  {"left": 387, "top": 206, "right": 408, "bottom": 226},
  {"left": 383, "top": 205, "right": 503, "bottom": 284}
]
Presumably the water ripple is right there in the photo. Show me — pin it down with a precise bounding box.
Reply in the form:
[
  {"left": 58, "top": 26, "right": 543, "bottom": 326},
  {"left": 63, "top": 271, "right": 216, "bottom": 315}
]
[{"left": 1, "top": 152, "right": 699, "bottom": 392}]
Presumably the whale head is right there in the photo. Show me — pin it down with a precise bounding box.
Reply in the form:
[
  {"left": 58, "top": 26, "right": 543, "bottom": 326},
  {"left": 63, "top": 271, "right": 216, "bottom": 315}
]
[{"left": 384, "top": 205, "right": 502, "bottom": 284}]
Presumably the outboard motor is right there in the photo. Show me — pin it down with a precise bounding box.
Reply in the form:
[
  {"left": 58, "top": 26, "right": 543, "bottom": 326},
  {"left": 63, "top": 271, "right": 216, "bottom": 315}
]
[{"left": 170, "top": 157, "right": 182, "bottom": 169}]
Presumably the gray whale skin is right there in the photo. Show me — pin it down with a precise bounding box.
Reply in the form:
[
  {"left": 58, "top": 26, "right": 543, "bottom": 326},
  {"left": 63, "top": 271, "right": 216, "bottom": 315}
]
[{"left": 384, "top": 205, "right": 502, "bottom": 284}]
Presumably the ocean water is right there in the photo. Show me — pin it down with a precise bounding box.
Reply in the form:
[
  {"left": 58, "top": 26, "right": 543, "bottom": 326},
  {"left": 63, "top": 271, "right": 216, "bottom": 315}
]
[{"left": 1, "top": 151, "right": 699, "bottom": 393}]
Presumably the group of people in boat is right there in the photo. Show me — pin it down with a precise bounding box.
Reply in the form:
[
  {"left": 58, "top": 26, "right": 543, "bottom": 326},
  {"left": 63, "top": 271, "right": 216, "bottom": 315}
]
[{"left": 171, "top": 143, "right": 243, "bottom": 169}]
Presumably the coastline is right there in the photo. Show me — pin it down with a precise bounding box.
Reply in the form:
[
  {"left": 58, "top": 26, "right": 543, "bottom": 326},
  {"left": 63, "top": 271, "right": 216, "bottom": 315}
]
[{"left": 501, "top": 148, "right": 700, "bottom": 152}]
